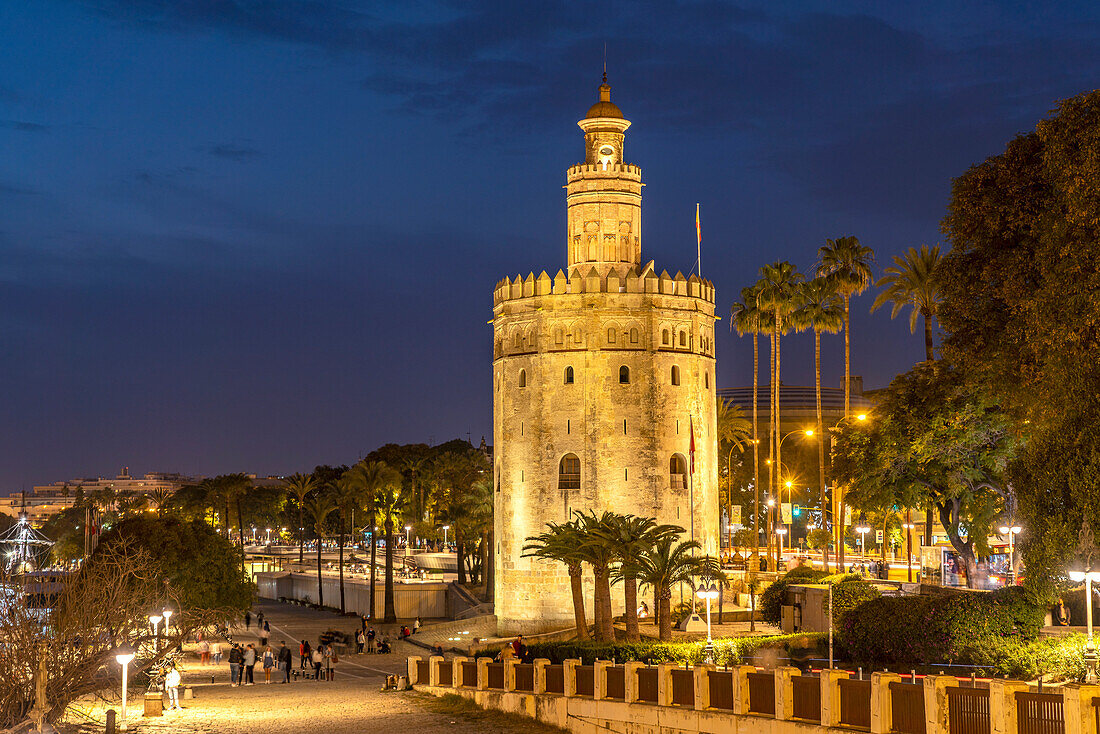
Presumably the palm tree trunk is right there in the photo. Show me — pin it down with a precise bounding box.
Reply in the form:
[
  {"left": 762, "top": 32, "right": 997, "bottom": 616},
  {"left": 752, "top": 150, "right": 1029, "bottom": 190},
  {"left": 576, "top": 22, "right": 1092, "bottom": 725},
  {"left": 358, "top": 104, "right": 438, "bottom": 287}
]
[
  {"left": 923, "top": 310, "right": 934, "bottom": 361},
  {"left": 775, "top": 313, "right": 783, "bottom": 571},
  {"left": 815, "top": 329, "right": 828, "bottom": 570},
  {"left": 593, "top": 564, "right": 611, "bottom": 641},
  {"left": 767, "top": 330, "right": 775, "bottom": 568},
  {"left": 659, "top": 589, "right": 672, "bottom": 641},
  {"left": 624, "top": 575, "right": 639, "bottom": 641},
  {"left": 752, "top": 332, "right": 760, "bottom": 568},
  {"left": 369, "top": 524, "right": 377, "bottom": 620},
  {"left": 298, "top": 503, "right": 304, "bottom": 564},
  {"left": 236, "top": 495, "right": 246, "bottom": 576},
  {"left": 457, "top": 540, "right": 467, "bottom": 584},
  {"left": 839, "top": 295, "right": 850, "bottom": 571},
  {"left": 568, "top": 565, "right": 590, "bottom": 640},
  {"left": 338, "top": 522, "right": 346, "bottom": 614},
  {"left": 384, "top": 519, "right": 397, "bottom": 623},
  {"left": 316, "top": 537, "right": 324, "bottom": 608}
]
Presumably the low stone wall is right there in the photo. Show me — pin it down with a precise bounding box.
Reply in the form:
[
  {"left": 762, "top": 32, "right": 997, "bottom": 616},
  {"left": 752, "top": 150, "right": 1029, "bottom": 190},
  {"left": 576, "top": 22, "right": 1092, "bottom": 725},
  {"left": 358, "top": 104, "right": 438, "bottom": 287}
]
[
  {"left": 409, "top": 655, "right": 1100, "bottom": 734},
  {"left": 255, "top": 572, "right": 447, "bottom": 619}
]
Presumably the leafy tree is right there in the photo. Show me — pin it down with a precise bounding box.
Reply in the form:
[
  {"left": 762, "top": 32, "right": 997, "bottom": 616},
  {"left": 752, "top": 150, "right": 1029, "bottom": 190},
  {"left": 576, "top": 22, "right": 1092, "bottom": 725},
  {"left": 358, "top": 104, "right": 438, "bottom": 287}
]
[
  {"left": 831, "top": 362, "right": 1016, "bottom": 587},
  {"left": 281, "top": 473, "right": 317, "bottom": 563},
  {"left": 92, "top": 515, "right": 252, "bottom": 614},
  {"left": 872, "top": 244, "right": 943, "bottom": 362},
  {"left": 523, "top": 518, "right": 592, "bottom": 640},
  {"left": 938, "top": 90, "right": 1100, "bottom": 590}
]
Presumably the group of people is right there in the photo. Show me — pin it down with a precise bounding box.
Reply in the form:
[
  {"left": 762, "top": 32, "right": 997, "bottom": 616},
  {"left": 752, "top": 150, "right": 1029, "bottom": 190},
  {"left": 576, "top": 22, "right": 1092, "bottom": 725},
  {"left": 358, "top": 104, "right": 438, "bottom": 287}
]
[
  {"left": 849, "top": 560, "right": 891, "bottom": 579},
  {"left": 226, "top": 641, "right": 294, "bottom": 685},
  {"left": 496, "top": 635, "right": 529, "bottom": 663}
]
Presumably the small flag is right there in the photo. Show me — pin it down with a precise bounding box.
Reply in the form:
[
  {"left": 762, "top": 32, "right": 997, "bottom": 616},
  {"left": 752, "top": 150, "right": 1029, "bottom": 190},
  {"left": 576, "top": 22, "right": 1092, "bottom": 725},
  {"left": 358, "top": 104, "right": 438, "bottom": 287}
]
[{"left": 689, "top": 416, "right": 696, "bottom": 474}]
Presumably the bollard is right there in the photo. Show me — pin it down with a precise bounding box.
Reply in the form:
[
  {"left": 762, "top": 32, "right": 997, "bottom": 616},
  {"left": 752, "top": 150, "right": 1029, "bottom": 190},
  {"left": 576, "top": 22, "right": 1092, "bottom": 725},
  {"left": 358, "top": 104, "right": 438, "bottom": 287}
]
[
  {"left": 105, "top": 709, "right": 117, "bottom": 734},
  {"left": 210, "top": 674, "right": 215, "bottom": 684}
]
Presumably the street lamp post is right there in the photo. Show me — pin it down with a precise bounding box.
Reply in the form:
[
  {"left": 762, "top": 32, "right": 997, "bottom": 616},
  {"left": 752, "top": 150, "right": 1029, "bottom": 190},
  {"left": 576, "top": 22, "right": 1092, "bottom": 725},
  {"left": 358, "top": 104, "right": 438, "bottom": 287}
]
[
  {"left": 696, "top": 583, "right": 720, "bottom": 662},
  {"left": 442, "top": 525, "right": 450, "bottom": 551},
  {"left": 266, "top": 527, "right": 272, "bottom": 544},
  {"left": 855, "top": 525, "right": 870, "bottom": 567},
  {"left": 115, "top": 644, "right": 136, "bottom": 731},
  {"left": 902, "top": 522, "right": 916, "bottom": 582},
  {"left": 776, "top": 527, "right": 788, "bottom": 567},
  {"left": 148, "top": 614, "right": 163, "bottom": 651},
  {"left": 1069, "top": 570, "right": 1100, "bottom": 682},
  {"left": 999, "top": 525, "right": 1022, "bottom": 585},
  {"left": 405, "top": 525, "right": 412, "bottom": 550},
  {"left": 162, "top": 609, "right": 173, "bottom": 635}
]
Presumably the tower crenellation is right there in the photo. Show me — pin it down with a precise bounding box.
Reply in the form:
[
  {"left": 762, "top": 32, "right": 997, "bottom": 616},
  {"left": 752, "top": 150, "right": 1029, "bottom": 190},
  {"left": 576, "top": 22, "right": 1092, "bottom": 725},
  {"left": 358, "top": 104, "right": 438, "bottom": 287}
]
[{"left": 492, "top": 76, "right": 719, "bottom": 634}]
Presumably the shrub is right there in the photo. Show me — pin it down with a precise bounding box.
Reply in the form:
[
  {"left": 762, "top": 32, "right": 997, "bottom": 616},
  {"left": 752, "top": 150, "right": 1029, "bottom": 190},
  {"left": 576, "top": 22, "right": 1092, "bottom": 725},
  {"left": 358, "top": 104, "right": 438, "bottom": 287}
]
[
  {"left": 829, "top": 580, "right": 881, "bottom": 625},
  {"left": 956, "top": 634, "right": 1086, "bottom": 681},
  {"left": 759, "top": 567, "right": 830, "bottom": 623},
  {"left": 525, "top": 633, "right": 825, "bottom": 666},
  {"left": 839, "top": 585, "right": 1046, "bottom": 666}
]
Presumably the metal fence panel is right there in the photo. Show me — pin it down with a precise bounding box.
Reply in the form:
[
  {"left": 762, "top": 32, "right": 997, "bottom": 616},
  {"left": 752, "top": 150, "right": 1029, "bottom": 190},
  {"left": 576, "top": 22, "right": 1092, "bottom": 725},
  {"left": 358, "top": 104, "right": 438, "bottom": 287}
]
[
  {"left": 792, "top": 675, "right": 821, "bottom": 722},
  {"left": 514, "top": 663, "right": 534, "bottom": 692},
  {"left": 948, "top": 686, "right": 991, "bottom": 734},
  {"left": 671, "top": 669, "right": 695, "bottom": 707},
  {"left": 545, "top": 665, "right": 564, "bottom": 695},
  {"left": 417, "top": 660, "right": 430, "bottom": 684},
  {"left": 637, "top": 667, "right": 659, "bottom": 703},
  {"left": 437, "top": 661, "right": 453, "bottom": 687},
  {"left": 839, "top": 678, "right": 872, "bottom": 730},
  {"left": 605, "top": 666, "right": 625, "bottom": 700},
  {"left": 575, "top": 665, "right": 594, "bottom": 697},
  {"left": 748, "top": 672, "right": 776, "bottom": 715},
  {"left": 487, "top": 662, "right": 504, "bottom": 690},
  {"left": 461, "top": 661, "right": 477, "bottom": 688},
  {"left": 709, "top": 670, "right": 735, "bottom": 711},
  {"left": 890, "top": 681, "right": 926, "bottom": 734},
  {"left": 1015, "top": 691, "right": 1063, "bottom": 734}
]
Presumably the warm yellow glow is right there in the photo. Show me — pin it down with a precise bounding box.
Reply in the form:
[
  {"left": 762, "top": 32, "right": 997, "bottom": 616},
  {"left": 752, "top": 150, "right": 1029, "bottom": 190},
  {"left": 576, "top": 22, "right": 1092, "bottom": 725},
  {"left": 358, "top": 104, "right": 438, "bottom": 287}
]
[
  {"left": 804, "top": 429, "right": 814, "bottom": 436},
  {"left": 785, "top": 480, "right": 793, "bottom": 488},
  {"left": 857, "top": 414, "right": 867, "bottom": 421}
]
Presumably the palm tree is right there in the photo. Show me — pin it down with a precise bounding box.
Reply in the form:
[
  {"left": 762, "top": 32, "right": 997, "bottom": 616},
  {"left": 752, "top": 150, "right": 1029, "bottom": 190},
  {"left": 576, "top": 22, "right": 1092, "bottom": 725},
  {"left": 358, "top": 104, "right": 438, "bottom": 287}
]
[
  {"left": 402, "top": 456, "right": 429, "bottom": 522},
  {"left": 304, "top": 494, "right": 336, "bottom": 608},
  {"left": 347, "top": 460, "right": 394, "bottom": 620},
  {"left": 816, "top": 236, "right": 874, "bottom": 568},
  {"left": 148, "top": 488, "right": 171, "bottom": 515},
  {"left": 466, "top": 476, "right": 494, "bottom": 600},
  {"left": 575, "top": 511, "right": 618, "bottom": 642},
  {"left": 374, "top": 476, "right": 409, "bottom": 623},
  {"left": 281, "top": 473, "right": 317, "bottom": 564},
  {"left": 871, "top": 244, "right": 943, "bottom": 362},
  {"left": 330, "top": 474, "right": 362, "bottom": 615},
  {"left": 758, "top": 262, "right": 804, "bottom": 569},
  {"left": 598, "top": 515, "right": 682, "bottom": 641},
  {"left": 731, "top": 284, "right": 771, "bottom": 568},
  {"left": 793, "top": 276, "right": 844, "bottom": 567},
  {"left": 631, "top": 535, "right": 704, "bottom": 641},
  {"left": 522, "top": 518, "right": 591, "bottom": 640},
  {"left": 715, "top": 397, "right": 752, "bottom": 549}
]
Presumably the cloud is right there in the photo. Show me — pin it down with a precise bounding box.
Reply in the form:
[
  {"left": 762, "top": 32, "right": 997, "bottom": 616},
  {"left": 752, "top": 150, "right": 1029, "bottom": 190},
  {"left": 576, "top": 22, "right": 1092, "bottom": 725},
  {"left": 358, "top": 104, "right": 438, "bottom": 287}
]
[
  {"left": 204, "top": 143, "right": 261, "bottom": 162},
  {"left": 0, "top": 120, "right": 49, "bottom": 132}
]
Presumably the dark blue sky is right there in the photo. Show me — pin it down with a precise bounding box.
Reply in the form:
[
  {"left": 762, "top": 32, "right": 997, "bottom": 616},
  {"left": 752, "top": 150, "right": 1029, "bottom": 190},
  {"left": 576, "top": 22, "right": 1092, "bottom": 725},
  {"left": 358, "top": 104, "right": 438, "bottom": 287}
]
[{"left": 1, "top": 1, "right": 1098, "bottom": 490}]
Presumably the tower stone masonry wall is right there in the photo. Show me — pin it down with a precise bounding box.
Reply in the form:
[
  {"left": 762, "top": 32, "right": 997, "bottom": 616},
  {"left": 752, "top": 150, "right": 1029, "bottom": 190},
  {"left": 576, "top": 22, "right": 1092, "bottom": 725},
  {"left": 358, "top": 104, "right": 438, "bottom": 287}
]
[{"left": 492, "top": 79, "right": 719, "bottom": 634}]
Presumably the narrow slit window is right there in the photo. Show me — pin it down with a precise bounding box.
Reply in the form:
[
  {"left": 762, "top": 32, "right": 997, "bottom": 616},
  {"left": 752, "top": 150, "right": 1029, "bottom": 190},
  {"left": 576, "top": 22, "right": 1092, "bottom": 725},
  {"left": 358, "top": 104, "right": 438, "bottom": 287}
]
[{"left": 619, "top": 365, "right": 630, "bottom": 384}]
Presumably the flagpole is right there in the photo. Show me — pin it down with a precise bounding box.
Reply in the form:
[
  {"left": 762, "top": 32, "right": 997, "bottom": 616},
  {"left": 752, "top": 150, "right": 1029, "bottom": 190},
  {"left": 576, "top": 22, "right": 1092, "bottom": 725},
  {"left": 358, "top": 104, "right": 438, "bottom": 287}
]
[{"left": 695, "top": 203, "right": 702, "bottom": 278}]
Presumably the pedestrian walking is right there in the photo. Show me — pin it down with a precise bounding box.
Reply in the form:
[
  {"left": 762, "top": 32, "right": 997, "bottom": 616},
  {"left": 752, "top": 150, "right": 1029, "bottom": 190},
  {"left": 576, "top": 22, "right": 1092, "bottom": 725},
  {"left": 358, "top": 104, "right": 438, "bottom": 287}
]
[
  {"left": 165, "top": 665, "right": 182, "bottom": 709},
  {"left": 355, "top": 628, "right": 365, "bottom": 654},
  {"left": 243, "top": 644, "right": 256, "bottom": 685},
  {"left": 299, "top": 639, "right": 311, "bottom": 669},
  {"left": 257, "top": 611, "right": 265, "bottom": 629},
  {"left": 244, "top": 611, "right": 252, "bottom": 630},
  {"left": 197, "top": 639, "right": 210, "bottom": 665},
  {"left": 212, "top": 640, "right": 222, "bottom": 665},
  {"left": 413, "top": 617, "right": 421, "bottom": 634},
  {"left": 324, "top": 643, "right": 337, "bottom": 681},
  {"left": 366, "top": 626, "right": 376, "bottom": 653},
  {"left": 277, "top": 641, "right": 292, "bottom": 683},
  {"left": 311, "top": 647, "right": 323, "bottom": 680},
  {"left": 228, "top": 644, "right": 243, "bottom": 686},
  {"left": 262, "top": 645, "right": 275, "bottom": 683}
]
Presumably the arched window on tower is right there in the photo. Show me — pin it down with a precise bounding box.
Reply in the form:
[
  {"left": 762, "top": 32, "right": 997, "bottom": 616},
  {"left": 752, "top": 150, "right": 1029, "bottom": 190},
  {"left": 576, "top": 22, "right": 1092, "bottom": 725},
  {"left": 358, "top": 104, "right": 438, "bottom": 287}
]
[
  {"left": 662, "top": 329, "right": 670, "bottom": 346},
  {"left": 519, "top": 369, "right": 527, "bottom": 388},
  {"left": 670, "top": 454, "right": 688, "bottom": 489},
  {"left": 619, "top": 365, "right": 630, "bottom": 384},
  {"left": 671, "top": 365, "right": 680, "bottom": 386},
  {"left": 630, "top": 327, "right": 639, "bottom": 344},
  {"left": 679, "top": 331, "right": 688, "bottom": 347},
  {"left": 559, "top": 454, "right": 581, "bottom": 490},
  {"left": 607, "top": 327, "right": 616, "bottom": 344},
  {"left": 564, "top": 366, "right": 574, "bottom": 384}
]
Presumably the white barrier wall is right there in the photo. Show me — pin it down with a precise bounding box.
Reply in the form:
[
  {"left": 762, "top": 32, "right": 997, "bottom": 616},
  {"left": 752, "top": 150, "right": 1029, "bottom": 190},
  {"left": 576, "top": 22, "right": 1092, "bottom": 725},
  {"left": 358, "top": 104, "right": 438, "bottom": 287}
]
[{"left": 255, "top": 572, "right": 447, "bottom": 619}]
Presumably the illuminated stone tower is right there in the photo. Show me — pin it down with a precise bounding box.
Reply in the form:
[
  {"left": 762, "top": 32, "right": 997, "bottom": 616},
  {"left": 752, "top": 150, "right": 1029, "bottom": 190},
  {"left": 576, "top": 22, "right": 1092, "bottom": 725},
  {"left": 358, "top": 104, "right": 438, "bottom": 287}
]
[{"left": 492, "top": 77, "right": 718, "bottom": 634}]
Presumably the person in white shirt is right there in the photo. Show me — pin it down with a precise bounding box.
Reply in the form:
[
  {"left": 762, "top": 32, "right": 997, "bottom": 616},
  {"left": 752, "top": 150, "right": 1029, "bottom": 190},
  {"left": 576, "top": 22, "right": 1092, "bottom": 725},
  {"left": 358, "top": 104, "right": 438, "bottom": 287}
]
[{"left": 165, "top": 666, "right": 182, "bottom": 709}]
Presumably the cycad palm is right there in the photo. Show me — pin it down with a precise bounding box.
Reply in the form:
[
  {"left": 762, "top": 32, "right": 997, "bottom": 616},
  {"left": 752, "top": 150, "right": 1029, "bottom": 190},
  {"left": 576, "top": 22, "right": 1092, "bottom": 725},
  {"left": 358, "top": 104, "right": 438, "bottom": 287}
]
[
  {"left": 793, "top": 277, "right": 844, "bottom": 547},
  {"left": 304, "top": 494, "right": 336, "bottom": 608},
  {"left": 281, "top": 473, "right": 317, "bottom": 563},
  {"left": 631, "top": 536, "right": 704, "bottom": 641},
  {"left": 523, "top": 518, "right": 591, "bottom": 640},
  {"left": 597, "top": 515, "right": 682, "bottom": 641},
  {"left": 730, "top": 283, "right": 772, "bottom": 567},
  {"left": 871, "top": 244, "right": 943, "bottom": 361}
]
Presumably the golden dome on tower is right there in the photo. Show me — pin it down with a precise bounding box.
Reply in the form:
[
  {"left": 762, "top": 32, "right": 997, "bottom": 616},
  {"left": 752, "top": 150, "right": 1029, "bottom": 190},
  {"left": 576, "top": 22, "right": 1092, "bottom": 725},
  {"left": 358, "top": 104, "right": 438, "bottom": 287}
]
[{"left": 585, "top": 74, "right": 623, "bottom": 119}]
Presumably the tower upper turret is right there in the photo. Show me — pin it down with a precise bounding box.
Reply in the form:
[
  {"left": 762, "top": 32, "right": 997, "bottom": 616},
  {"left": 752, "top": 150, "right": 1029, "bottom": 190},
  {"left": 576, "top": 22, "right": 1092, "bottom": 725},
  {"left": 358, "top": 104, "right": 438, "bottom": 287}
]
[{"left": 567, "top": 76, "right": 642, "bottom": 273}]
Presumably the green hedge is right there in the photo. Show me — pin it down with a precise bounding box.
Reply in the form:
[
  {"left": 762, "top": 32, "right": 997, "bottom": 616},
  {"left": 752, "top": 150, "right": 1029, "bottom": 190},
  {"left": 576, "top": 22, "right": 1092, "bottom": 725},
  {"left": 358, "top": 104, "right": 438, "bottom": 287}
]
[
  {"left": 525, "top": 633, "right": 825, "bottom": 667},
  {"left": 839, "top": 586, "right": 1046, "bottom": 666},
  {"left": 759, "top": 567, "right": 830, "bottom": 623},
  {"left": 956, "top": 634, "right": 1087, "bottom": 680}
]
